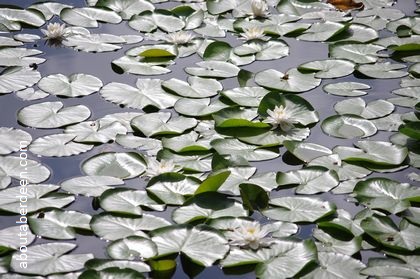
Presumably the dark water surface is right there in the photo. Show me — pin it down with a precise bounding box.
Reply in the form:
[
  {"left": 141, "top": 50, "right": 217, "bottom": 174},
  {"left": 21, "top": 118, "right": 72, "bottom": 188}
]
[{"left": 0, "top": 0, "right": 418, "bottom": 278}]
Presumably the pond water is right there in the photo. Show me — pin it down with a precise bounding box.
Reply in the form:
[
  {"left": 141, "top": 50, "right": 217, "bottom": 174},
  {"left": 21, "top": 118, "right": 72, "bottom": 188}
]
[{"left": 0, "top": 0, "right": 419, "bottom": 278}]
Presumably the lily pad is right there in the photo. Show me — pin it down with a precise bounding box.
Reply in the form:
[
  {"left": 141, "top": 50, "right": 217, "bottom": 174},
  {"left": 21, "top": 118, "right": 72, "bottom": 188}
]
[
  {"left": 100, "top": 79, "right": 179, "bottom": 110},
  {"left": 10, "top": 243, "right": 93, "bottom": 276},
  {"left": 0, "top": 127, "right": 32, "bottom": 155},
  {"left": 151, "top": 225, "right": 229, "bottom": 267},
  {"left": 28, "top": 209, "right": 91, "bottom": 240},
  {"left": 255, "top": 68, "right": 321, "bottom": 93},
  {"left": 29, "top": 134, "right": 93, "bottom": 157},
  {"left": 262, "top": 196, "right": 336, "bottom": 223},
  {"left": 321, "top": 114, "right": 377, "bottom": 139},
  {"left": 323, "top": 82, "right": 370, "bottom": 97},
  {"left": 334, "top": 97, "right": 394, "bottom": 119},
  {"left": 82, "top": 152, "right": 147, "bottom": 179},
  {"left": 0, "top": 67, "right": 41, "bottom": 94},
  {"left": 17, "top": 102, "right": 91, "bottom": 129}
]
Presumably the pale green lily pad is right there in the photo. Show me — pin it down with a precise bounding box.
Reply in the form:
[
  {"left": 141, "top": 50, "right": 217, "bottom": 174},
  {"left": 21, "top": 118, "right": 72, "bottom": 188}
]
[
  {"left": 0, "top": 226, "right": 36, "bottom": 250},
  {"left": 283, "top": 141, "right": 332, "bottom": 163},
  {"left": 313, "top": 229, "right": 362, "bottom": 256},
  {"left": 151, "top": 225, "right": 229, "bottom": 267},
  {"left": 221, "top": 239, "right": 317, "bottom": 279},
  {"left": 0, "top": 156, "right": 50, "bottom": 189},
  {"left": 361, "top": 215, "right": 420, "bottom": 252},
  {"left": 333, "top": 140, "right": 408, "bottom": 166},
  {"left": 111, "top": 56, "right": 171, "bottom": 75},
  {"left": 357, "top": 62, "right": 408, "bottom": 79},
  {"left": 354, "top": 178, "right": 420, "bottom": 214},
  {"left": 90, "top": 213, "right": 171, "bottom": 241},
  {"left": 60, "top": 7, "right": 122, "bottom": 28},
  {"left": 64, "top": 119, "right": 127, "bottom": 143},
  {"left": 0, "top": 47, "right": 45, "bottom": 67},
  {"left": 308, "top": 154, "right": 372, "bottom": 181},
  {"left": 298, "top": 59, "right": 355, "bottom": 78},
  {"left": 63, "top": 33, "right": 127, "bottom": 52},
  {"left": 276, "top": 166, "right": 339, "bottom": 194},
  {"left": 334, "top": 97, "right": 394, "bottom": 119},
  {"left": 221, "top": 87, "right": 270, "bottom": 107},
  {"left": 162, "top": 76, "right": 222, "bottom": 98},
  {"left": 262, "top": 197, "right": 336, "bottom": 223},
  {"left": 0, "top": 67, "right": 41, "bottom": 94},
  {"left": 100, "top": 188, "right": 164, "bottom": 215},
  {"left": 29, "top": 134, "right": 93, "bottom": 157},
  {"left": 323, "top": 82, "right": 370, "bottom": 97},
  {"left": 82, "top": 152, "right": 147, "bottom": 179},
  {"left": 172, "top": 201, "right": 248, "bottom": 224},
  {"left": 174, "top": 97, "right": 229, "bottom": 116},
  {"left": 131, "top": 112, "right": 197, "bottom": 137},
  {"left": 95, "top": 0, "right": 154, "bottom": 20},
  {"left": 297, "top": 21, "right": 346, "bottom": 42},
  {"left": 128, "top": 11, "right": 185, "bottom": 33},
  {"left": 0, "top": 8, "right": 45, "bottom": 31},
  {"left": 302, "top": 252, "right": 366, "bottom": 279},
  {"left": 185, "top": 61, "right": 240, "bottom": 78},
  {"left": 100, "top": 79, "right": 179, "bottom": 110},
  {"left": 329, "top": 43, "right": 385, "bottom": 64},
  {"left": 0, "top": 127, "right": 32, "bottom": 155},
  {"left": 211, "top": 138, "right": 280, "bottom": 161},
  {"left": 17, "top": 101, "right": 91, "bottom": 129},
  {"left": 28, "top": 209, "right": 91, "bottom": 240},
  {"left": 61, "top": 175, "right": 124, "bottom": 197},
  {"left": 0, "top": 184, "right": 74, "bottom": 214},
  {"left": 107, "top": 236, "right": 157, "bottom": 260},
  {"left": 10, "top": 243, "right": 93, "bottom": 276},
  {"left": 321, "top": 114, "right": 377, "bottom": 139},
  {"left": 255, "top": 68, "right": 321, "bottom": 93}
]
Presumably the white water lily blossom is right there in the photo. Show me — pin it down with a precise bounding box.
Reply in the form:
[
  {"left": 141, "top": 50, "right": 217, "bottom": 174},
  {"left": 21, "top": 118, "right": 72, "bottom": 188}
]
[
  {"left": 165, "top": 31, "right": 196, "bottom": 45},
  {"left": 226, "top": 221, "right": 272, "bottom": 250},
  {"left": 241, "top": 27, "right": 269, "bottom": 41},
  {"left": 144, "top": 158, "right": 181, "bottom": 178},
  {"left": 263, "top": 105, "right": 300, "bottom": 131},
  {"left": 41, "top": 23, "right": 68, "bottom": 40},
  {"left": 250, "top": 0, "right": 269, "bottom": 18}
]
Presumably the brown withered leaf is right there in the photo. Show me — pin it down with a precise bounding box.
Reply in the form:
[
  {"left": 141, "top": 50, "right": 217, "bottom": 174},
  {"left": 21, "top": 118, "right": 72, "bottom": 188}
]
[{"left": 327, "top": 0, "right": 364, "bottom": 11}]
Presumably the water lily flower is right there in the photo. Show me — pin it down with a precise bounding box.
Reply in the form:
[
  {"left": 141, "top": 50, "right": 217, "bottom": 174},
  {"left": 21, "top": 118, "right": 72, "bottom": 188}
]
[
  {"left": 144, "top": 158, "right": 181, "bottom": 178},
  {"left": 263, "top": 105, "right": 300, "bottom": 131},
  {"left": 226, "top": 221, "right": 272, "bottom": 250},
  {"left": 250, "top": 0, "right": 269, "bottom": 18},
  {"left": 240, "top": 27, "right": 269, "bottom": 41},
  {"left": 165, "top": 31, "right": 196, "bottom": 45},
  {"left": 41, "top": 23, "right": 68, "bottom": 40}
]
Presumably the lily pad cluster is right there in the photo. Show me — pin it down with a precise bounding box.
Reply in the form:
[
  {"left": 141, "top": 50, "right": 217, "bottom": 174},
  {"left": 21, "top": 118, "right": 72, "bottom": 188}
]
[{"left": 0, "top": 0, "right": 419, "bottom": 278}]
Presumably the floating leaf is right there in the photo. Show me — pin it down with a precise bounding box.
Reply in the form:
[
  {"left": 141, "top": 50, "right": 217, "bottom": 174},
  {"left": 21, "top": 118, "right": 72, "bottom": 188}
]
[
  {"left": 0, "top": 184, "right": 74, "bottom": 214},
  {"left": 354, "top": 178, "right": 420, "bottom": 214},
  {"left": 162, "top": 76, "right": 222, "bottom": 98},
  {"left": 151, "top": 225, "right": 229, "bottom": 267},
  {"left": 185, "top": 61, "right": 240, "bottom": 78},
  {"left": 0, "top": 67, "right": 41, "bottom": 94},
  {"left": 283, "top": 141, "right": 332, "bottom": 163},
  {"left": 61, "top": 175, "right": 124, "bottom": 197},
  {"left": 357, "top": 62, "right": 408, "bottom": 79},
  {"left": 100, "top": 79, "right": 179, "bottom": 110},
  {"left": 91, "top": 213, "right": 171, "bottom": 241},
  {"left": 298, "top": 59, "right": 355, "bottom": 78},
  {"left": 107, "top": 236, "right": 157, "bottom": 260},
  {"left": 174, "top": 97, "right": 229, "bottom": 117},
  {"left": 82, "top": 152, "right": 147, "bottom": 179},
  {"left": 323, "top": 82, "right": 370, "bottom": 97},
  {"left": 28, "top": 209, "right": 91, "bottom": 240},
  {"left": 131, "top": 112, "right": 197, "bottom": 137},
  {"left": 0, "top": 127, "right": 31, "bottom": 155},
  {"left": 334, "top": 97, "right": 394, "bottom": 119},
  {"left": 262, "top": 197, "right": 336, "bottom": 223},
  {"left": 61, "top": 7, "right": 122, "bottom": 27},
  {"left": 10, "top": 243, "right": 93, "bottom": 276},
  {"left": 322, "top": 114, "right": 377, "bottom": 139},
  {"left": 276, "top": 166, "right": 339, "bottom": 194},
  {"left": 329, "top": 43, "right": 385, "bottom": 64},
  {"left": 0, "top": 156, "right": 50, "bottom": 189},
  {"left": 29, "top": 134, "right": 93, "bottom": 157},
  {"left": 17, "top": 101, "right": 91, "bottom": 129},
  {"left": 255, "top": 68, "right": 321, "bottom": 93},
  {"left": 211, "top": 138, "right": 280, "bottom": 161}
]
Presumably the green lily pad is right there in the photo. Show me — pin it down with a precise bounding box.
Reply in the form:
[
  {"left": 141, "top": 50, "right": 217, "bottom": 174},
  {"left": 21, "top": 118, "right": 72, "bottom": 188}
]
[
  {"left": 321, "top": 114, "right": 377, "bottom": 139},
  {"left": 82, "top": 152, "right": 147, "bottom": 179}
]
